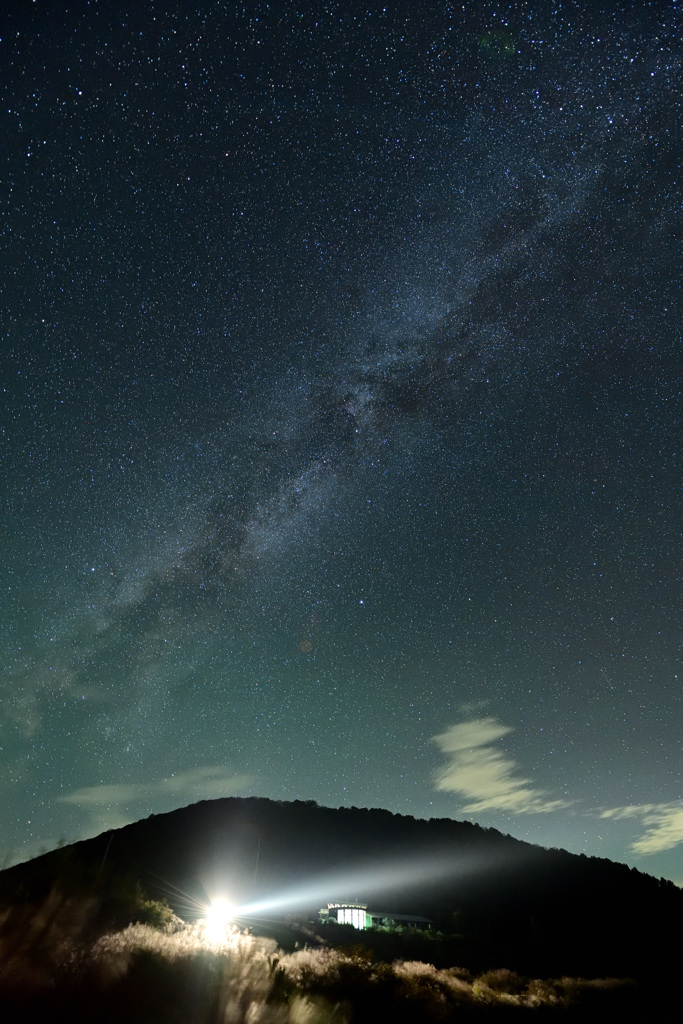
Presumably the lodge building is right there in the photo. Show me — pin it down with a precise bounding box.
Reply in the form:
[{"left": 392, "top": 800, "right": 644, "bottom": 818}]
[{"left": 320, "top": 902, "right": 431, "bottom": 930}]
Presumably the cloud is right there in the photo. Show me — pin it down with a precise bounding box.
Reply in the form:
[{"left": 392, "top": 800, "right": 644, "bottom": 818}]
[
  {"left": 432, "top": 717, "right": 571, "bottom": 815},
  {"left": 60, "top": 766, "right": 254, "bottom": 832},
  {"left": 600, "top": 802, "right": 683, "bottom": 855}
]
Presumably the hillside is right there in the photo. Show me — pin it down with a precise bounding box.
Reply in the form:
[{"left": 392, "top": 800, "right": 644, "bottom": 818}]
[
  {"left": 1, "top": 797, "right": 680, "bottom": 982},
  {"left": 0, "top": 794, "right": 679, "bottom": 1019}
]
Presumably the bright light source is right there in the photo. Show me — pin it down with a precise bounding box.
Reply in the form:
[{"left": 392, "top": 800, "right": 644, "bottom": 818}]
[{"left": 204, "top": 898, "right": 234, "bottom": 940}]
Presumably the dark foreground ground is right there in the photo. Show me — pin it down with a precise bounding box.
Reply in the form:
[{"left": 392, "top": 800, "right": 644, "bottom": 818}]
[{"left": 0, "top": 898, "right": 676, "bottom": 1024}]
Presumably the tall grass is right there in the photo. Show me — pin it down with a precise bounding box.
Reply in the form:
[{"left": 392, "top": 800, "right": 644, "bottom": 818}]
[{"left": 0, "top": 895, "right": 648, "bottom": 1022}]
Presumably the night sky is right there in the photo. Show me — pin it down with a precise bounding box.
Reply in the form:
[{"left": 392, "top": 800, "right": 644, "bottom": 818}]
[{"left": 1, "top": 1, "right": 681, "bottom": 883}]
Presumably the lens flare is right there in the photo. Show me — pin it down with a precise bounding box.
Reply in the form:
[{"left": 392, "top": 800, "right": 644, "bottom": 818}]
[{"left": 204, "top": 898, "right": 234, "bottom": 941}]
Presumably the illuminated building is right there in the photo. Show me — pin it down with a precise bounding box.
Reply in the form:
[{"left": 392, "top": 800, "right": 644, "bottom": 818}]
[{"left": 320, "top": 902, "right": 430, "bottom": 930}]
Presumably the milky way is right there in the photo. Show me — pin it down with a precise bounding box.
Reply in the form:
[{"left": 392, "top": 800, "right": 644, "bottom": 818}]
[{"left": 1, "top": 1, "right": 680, "bottom": 881}]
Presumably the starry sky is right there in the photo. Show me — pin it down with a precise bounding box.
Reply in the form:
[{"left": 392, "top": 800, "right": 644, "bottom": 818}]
[{"left": 1, "top": 1, "right": 681, "bottom": 883}]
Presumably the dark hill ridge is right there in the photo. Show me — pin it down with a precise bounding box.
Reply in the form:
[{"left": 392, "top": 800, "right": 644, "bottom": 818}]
[{"left": 1, "top": 797, "right": 681, "bottom": 979}]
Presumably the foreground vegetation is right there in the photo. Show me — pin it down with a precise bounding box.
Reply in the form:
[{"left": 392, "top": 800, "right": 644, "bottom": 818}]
[{"left": 0, "top": 890, "right": 666, "bottom": 1023}]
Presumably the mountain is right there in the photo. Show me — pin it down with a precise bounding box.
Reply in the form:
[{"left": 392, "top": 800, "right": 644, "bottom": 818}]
[{"left": 1, "top": 796, "right": 680, "bottom": 983}]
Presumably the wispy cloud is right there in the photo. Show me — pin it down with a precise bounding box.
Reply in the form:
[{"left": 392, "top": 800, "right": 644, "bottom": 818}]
[
  {"left": 60, "top": 766, "right": 254, "bottom": 834},
  {"left": 432, "top": 718, "right": 571, "bottom": 815},
  {"left": 600, "top": 802, "right": 683, "bottom": 855}
]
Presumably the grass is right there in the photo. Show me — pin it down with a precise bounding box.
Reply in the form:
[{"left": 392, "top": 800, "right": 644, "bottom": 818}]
[{"left": 0, "top": 891, "right": 667, "bottom": 1022}]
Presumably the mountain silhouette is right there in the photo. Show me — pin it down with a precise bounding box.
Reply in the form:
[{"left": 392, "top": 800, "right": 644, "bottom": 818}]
[{"left": 2, "top": 797, "right": 680, "bottom": 981}]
